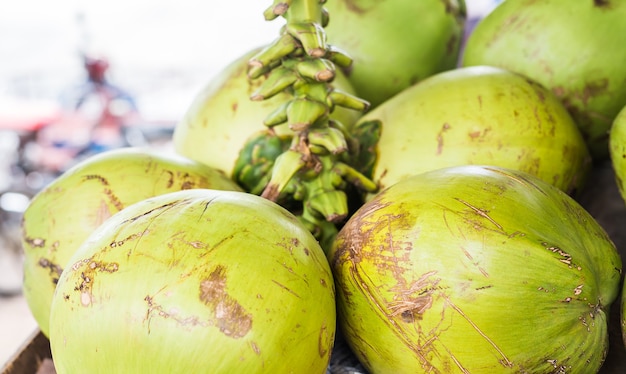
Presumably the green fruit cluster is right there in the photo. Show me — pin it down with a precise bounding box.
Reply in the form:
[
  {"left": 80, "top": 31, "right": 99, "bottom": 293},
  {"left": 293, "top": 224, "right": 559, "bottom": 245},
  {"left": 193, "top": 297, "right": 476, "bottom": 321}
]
[
  {"left": 463, "top": 0, "right": 626, "bottom": 160},
  {"left": 17, "top": 1, "right": 626, "bottom": 373}
]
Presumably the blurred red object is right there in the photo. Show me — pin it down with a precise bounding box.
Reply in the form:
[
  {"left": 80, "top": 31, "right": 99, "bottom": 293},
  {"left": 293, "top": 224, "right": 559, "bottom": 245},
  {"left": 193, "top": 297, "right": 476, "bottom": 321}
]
[{"left": 0, "top": 97, "right": 61, "bottom": 132}]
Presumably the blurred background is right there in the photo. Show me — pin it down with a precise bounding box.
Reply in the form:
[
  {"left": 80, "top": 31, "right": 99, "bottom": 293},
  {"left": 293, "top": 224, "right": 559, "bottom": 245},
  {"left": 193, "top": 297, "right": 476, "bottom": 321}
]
[{"left": 0, "top": 0, "right": 502, "bottom": 366}]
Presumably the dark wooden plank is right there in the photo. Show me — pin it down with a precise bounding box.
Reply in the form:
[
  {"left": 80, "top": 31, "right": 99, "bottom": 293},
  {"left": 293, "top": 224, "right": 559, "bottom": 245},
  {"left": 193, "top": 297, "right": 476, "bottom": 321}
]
[{"left": 1, "top": 329, "right": 53, "bottom": 374}]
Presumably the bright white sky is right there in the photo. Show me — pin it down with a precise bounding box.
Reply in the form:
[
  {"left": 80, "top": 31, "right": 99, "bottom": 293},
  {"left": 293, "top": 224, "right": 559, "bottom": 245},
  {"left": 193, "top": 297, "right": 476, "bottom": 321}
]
[
  {"left": 0, "top": 0, "right": 499, "bottom": 120},
  {"left": 0, "top": 1, "right": 284, "bottom": 118},
  {"left": 0, "top": 1, "right": 282, "bottom": 78}
]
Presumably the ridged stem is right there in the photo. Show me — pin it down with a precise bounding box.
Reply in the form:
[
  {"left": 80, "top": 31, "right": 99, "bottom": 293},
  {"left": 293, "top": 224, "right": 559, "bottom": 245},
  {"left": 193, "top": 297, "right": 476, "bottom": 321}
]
[{"left": 236, "top": 0, "right": 379, "bottom": 251}]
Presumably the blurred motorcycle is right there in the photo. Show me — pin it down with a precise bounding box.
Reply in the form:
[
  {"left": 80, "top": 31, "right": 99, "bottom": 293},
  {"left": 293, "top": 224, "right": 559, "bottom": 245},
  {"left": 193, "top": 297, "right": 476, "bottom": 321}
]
[{"left": 0, "top": 53, "right": 175, "bottom": 295}]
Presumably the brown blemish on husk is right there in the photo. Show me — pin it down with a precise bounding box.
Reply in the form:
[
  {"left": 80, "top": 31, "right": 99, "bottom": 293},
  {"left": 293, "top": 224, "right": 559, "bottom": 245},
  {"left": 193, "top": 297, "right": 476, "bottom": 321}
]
[
  {"left": 38, "top": 258, "right": 63, "bottom": 285},
  {"left": 578, "top": 79, "right": 609, "bottom": 106},
  {"left": 552, "top": 80, "right": 611, "bottom": 141},
  {"left": 387, "top": 271, "right": 439, "bottom": 320},
  {"left": 23, "top": 236, "right": 45, "bottom": 248},
  {"left": 542, "top": 242, "right": 582, "bottom": 270},
  {"left": 318, "top": 322, "right": 333, "bottom": 359},
  {"left": 82, "top": 174, "right": 124, "bottom": 211},
  {"left": 333, "top": 189, "right": 520, "bottom": 370},
  {"left": 332, "top": 194, "right": 443, "bottom": 367},
  {"left": 109, "top": 230, "right": 150, "bottom": 256},
  {"left": 199, "top": 265, "right": 252, "bottom": 338},
  {"left": 344, "top": 0, "right": 370, "bottom": 14},
  {"left": 178, "top": 172, "right": 196, "bottom": 190},
  {"left": 446, "top": 33, "right": 458, "bottom": 56},
  {"left": 546, "top": 358, "right": 570, "bottom": 373},
  {"left": 163, "top": 169, "right": 175, "bottom": 188},
  {"left": 72, "top": 259, "right": 120, "bottom": 307},
  {"left": 436, "top": 123, "right": 451, "bottom": 155}
]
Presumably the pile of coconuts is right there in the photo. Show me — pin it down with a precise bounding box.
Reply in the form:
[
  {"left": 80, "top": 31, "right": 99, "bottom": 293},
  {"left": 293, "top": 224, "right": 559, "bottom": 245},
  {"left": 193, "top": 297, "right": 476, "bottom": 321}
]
[{"left": 19, "top": 0, "right": 626, "bottom": 373}]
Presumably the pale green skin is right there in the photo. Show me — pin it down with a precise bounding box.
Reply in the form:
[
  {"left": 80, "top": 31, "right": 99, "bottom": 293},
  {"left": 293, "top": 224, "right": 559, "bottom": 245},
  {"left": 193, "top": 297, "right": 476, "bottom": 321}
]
[
  {"left": 329, "top": 165, "right": 622, "bottom": 373},
  {"left": 49, "top": 189, "right": 336, "bottom": 373},
  {"left": 609, "top": 105, "right": 626, "bottom": 348},
  {"left": 172, "top": 46, "right": 362, "bottom": 178},
  {"left": 462, "top": 0, "right": 626, "bottom": 160},
  {"left": 324, "top": 0, "right": 466, "bottom": 109},
  {"left": 22, "top": 147, "right": 242, "bottom": 337},
  {"left": 609, "top": 105, "right": 626, "bottom": 204},
  {"left": 357, "top": 66, "right": 591, "bottom": 196}
]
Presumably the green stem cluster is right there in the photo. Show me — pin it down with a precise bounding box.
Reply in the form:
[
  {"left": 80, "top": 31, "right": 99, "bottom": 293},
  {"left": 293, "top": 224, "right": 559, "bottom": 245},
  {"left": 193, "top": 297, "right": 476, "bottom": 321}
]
[{"left": 236, "top": 0, "right": 378, "bottom": 249}]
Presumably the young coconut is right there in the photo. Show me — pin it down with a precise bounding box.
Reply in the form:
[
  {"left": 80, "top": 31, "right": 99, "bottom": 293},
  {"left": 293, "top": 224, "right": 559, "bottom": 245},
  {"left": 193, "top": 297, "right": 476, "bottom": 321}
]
[
  {"left": 172, "top": 44, "right": 362, "bottom": 183},
  {"left": 462, "top": 0, "right": 626, "bottom": 160},
  {"left": 49, "top": 189, "right": 336, "bottom": 374},
  {"left": 21, "top": 147, "right": 242, "bottom": 337},
  {"left": 324, "top": 0, "right": 467, "bottom": 109},
  {"left": 173, "top": 1, "right": 378, "bottom": 248},
  {"left": 329, "top": 165, "right": 621, "bottom": 373},
  {"left": 609, "top": 105, "right": 626, "bottom": 205},
  {"left": 352, "top": 66, "right": 591, "bottom": 198}
]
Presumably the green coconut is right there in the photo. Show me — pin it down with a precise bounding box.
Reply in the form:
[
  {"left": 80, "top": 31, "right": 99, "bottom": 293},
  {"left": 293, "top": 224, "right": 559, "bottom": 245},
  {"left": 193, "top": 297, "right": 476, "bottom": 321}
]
[
  {"left": 49, "top": 189, "right": 336, "bottom": 373},
  {"left": 352, "top": 66, "right": 591, "bottom": 197},
  {"left": 329, "top": 165, "right": 621, "bottom": 373},
  {"left": 172, "top": 45, "right": 362, "bottom": 179},
  {"left": 609, "top": 105, "right": 626, "bottom": 204},
  {"left": 21, "top": 147, "right": 242, "bottom": 337},
  {"left": 324, "top": 0, "right": 467, "bottom": 109},
  {"left": 462, "top": 0, "right": 626, "bottom": 159}
]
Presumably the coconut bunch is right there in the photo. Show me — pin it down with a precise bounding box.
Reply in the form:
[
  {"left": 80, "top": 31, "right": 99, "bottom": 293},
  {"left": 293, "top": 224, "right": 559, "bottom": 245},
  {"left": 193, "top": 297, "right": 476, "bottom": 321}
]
[
  {"left": 233, "top": 0, "right": 378, "bottom": 248},
  {"left": 18, "top": 0, "right": 626, "bottom": 373}
]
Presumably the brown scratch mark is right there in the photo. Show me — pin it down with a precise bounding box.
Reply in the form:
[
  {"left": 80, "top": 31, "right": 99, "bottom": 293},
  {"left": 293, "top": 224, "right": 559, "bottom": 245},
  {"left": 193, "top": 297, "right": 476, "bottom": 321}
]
[
  {"left": 144, "top": 294, "right": 206, "bottom": 334},
  {"left": 454, "top": 198, "right": 503, "bottom": 231},
  {"left": 250, "top": 341, "right": 261, "bottom": 355},
  {"left": 476, "top": 285, "right": 493, "bottom": 291},
  {"left": 188, "top": 241, "right": 207, "bottom": 249},
  {"left": 272, "top": 280, "right": 301, "bottom": 299},
  {"left": 462, "top": 247, "right": 474, "bottom": 261},
  {"left": 436, "top": 123, "right": 451, "bottom": 155},
  {"left": 483, "top": 167, "right": 548, "bottom": 196},
  {"left": 445, "top": 296, "right": 513, "bottom": 368},
  {"left": 438, "top": 342, "right": 471, "bottom": 374},
  {"left": 123, "top": 200, "right": 184, "bottom": 224},
  {"left": 198, "top": 197, "right": 217, "bottom": 222},
  {"left": 459, "top": 236, "right": 491, "bottom": 278},
  {"left": 109, "top": 229, "right": 149, "bottom": 249},
  {"left": 478, "top": 267, "right": 489, "bottom": 278}
]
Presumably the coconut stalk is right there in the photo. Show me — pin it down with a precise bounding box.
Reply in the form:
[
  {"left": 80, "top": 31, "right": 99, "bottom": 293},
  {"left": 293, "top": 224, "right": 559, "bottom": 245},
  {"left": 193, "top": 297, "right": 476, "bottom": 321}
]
[{"left": 235, "top": 0, "right": 378, "bottom": 249}]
